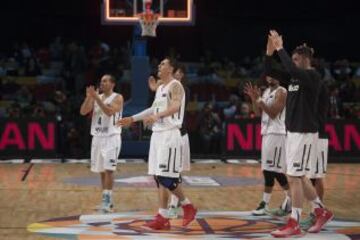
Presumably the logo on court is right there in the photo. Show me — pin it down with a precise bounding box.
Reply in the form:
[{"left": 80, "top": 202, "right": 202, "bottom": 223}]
[{"left": 28, "top": 211, "right": 360, "bottom": 239}]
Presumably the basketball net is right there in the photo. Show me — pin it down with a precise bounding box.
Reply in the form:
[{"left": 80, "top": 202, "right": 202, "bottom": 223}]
[{"left": 138, "top": 0, "right": 159, "bottom": 37}]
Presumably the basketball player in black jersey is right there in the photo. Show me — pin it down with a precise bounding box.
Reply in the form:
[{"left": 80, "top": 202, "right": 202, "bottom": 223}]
[{"left": 266, "top": 30, "right": 333, "bottom": 238}]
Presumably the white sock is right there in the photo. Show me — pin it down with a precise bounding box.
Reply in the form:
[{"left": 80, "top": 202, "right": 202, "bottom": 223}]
[
  {"left": 180, "top": 198, "right": 191, "bottom": 206},
  {"left": 281, "top": 195, "right": 291, "bottom": 210},
  {"left": 102, "top": 190, "right": 107, "bottom": 199},
  {"left": 311, "top": 197, "right": 324, "bottom": 211},
  {"left": 262, "top": 192, "right": 271, "bottom": 204},
  {"left": 158, "top": 208, "right": 169, "bottom": 218},
  {"left": 291, "top": 207, "right": 302, "bottom": 222},
  {"left": 103, "top": 190, "right": 112, "bottom": 203},
  {"left": 169, "top": 194, "right": 179, "bottom": 208},
  {"left": 284, "top": 190, "right": 290, "bottom": 198}
]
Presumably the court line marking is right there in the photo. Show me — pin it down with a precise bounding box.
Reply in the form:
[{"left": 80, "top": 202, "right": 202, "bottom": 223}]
[{"left": 21, "top": 163, "right": 34, "bottom": 181}]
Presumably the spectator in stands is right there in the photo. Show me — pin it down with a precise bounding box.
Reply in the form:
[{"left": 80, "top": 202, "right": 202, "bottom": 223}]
[
  {"left": 223, "top": 94, "right": 239, "bottom": 119},
  {"left": 332, "top": 59, "right": 352, "bottom": 81},
  {"left": 16, "top": 86, "right": 33, "bottom": 103},
  {"left": 37, "top": 46, "right": 50, "bottom": 67},
  {"left": 197, "top": 102, "right": 222, "bottom": 154},
  {"left": 0, "top": 78, "right": 3, "bottom": 97},
  {"left": 21, "top": 42, "right": 33, "bottom": 60},
  {"left": 52, "top": 90, "right": 71, "bottom": 118},
  {"left": 11, "top": 43, "right": 22, "bottom": 64},
  {"left": 339, "top": 77, "right": 357, "bottom": 103},
  {"left": 6, "top": 102, "right": 21, "bottom": 118},
  {"left": 63, "top": 42, "right": 87, "bottom": 95},
  {"left": 32, "top": 104, "right": 46, "bottom": 118},
  {"left": 5, "top": 58, "right": 19, "bottom": 76},
  {"left": 344, "top": 104, "right": 359, "bottom": 119},
  {"left": 234, "top": 102, "right": 254, "bottom": 119},
  {"left": 2, "top": 79, "right": 20, "bottom": 97},
  {"left": 66, "top": 126, "right": 82, "bottom": 156},
  {"left": 312, "top": 58, "right": 334, "bottom": 84},
  {"left": 355, "top": 105, "right": 360, "bottom": 119},
  {"left": 49, "top": 36, "right": 64, "bottom": 61},
  {"left": 331, "top": 59, "right": 356, "bottom": 102},
  {"left": 24, "top": 57, "right": 41, "bottom": 76},
  {"left": 0, "top": 57, "right": 6, "bottom": 76},
  {"left": 329, "top": 84, "right": 342, "bottom": 119}
]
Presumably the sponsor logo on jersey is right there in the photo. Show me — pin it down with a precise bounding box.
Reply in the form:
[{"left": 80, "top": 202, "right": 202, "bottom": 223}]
[
  {"left": 288, "top": 84, "right": 300, "bottom": 92},
  {"left": 95, "top": 127, "right": 109, "bottom": 133}
]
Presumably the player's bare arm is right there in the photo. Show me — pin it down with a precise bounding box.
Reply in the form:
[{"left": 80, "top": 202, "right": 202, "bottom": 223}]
[
  {"left": 109, "top": 95, "right": 124, "bottom": 114},
  {"left": 144, "top": 82, "right": 184, "bottom": 125},
  {"left": 80, "top": 86, "right": 95, "bottom": 116},
  {"left": 270, "top": 29, "right": 310, "bottom": 81},
  {"left": 257, "top": 88, "right": 287, "bottom": 119},
  {"left": 266, "top": 35, "right": 275, "bottom": 56},
  {"left": 244, "top": 82, "right": 262, "bottom": 116},
  {"left": 166, "top": 81, "right": 185, "bottom": 115},
  {"left": 89, "top": 87, "right": 123, "bottom": 117}
]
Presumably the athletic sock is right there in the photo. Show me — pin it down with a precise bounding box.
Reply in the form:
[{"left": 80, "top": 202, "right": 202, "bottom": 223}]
[
  {"left": 169, "top": 194, "right": 179, "bottom": 208},
  {"left": 159, "top": 208, "right": 169, "bottom": 218},
  {"left": 262, "top": 192, "right": 271, "bottom": 204},
  {"left": 180, "top": 198, "right": 191, "bottom": 206},
  {"left": 291, "top": 207, "right": 302, "bottom": 222}
]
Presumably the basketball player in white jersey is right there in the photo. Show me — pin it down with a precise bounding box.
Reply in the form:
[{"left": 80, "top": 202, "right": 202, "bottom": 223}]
[
  {"left": 301, "top": 81, "right": 329, "bottom": 229},
  {"left": 80, "top": 74, "right": 123, "bottom": 213},
  {"left": 148, "top": 65, "right": 191, "bottom": 219},
  {"left": 118, "top": 58, "right": 197, "bottom": 230},
  {"left": 244, "top": 72, "right": 291, "bottom": 217}
]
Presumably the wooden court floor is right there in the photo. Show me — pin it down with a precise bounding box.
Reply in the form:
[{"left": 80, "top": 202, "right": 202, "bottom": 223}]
[{"left": 1, "top": 162, "right": 360, "bottom": 240}]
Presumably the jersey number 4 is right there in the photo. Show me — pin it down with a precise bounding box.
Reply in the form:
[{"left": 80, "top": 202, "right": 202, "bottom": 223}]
[{"left": 98, "top": 115, "right": 118, "bottom": 125}]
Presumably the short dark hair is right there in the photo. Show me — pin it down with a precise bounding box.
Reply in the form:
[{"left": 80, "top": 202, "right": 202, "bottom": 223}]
[
  {"left": 165, "top": 57, "right": 178, "bottom": 71},
  {"left": 292, "top": 43, "right": 314, "bottom": 59},
  {"left": 104, "top": 74, "right": 116, "bottom": 84},
  {"left": 175, "top": 63, "right": 186, "bottom": 74}
]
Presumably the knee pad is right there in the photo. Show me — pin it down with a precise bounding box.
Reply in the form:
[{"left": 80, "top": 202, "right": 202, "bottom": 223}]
[
  {"left": 263, "top": 170, "right": 275, "bottom": 187},
  {"left": 275, "top": 172, "right": 289, "bottom": 187},
  {"left": 157, "top": 176, "right": 180, "bottom": 191}
]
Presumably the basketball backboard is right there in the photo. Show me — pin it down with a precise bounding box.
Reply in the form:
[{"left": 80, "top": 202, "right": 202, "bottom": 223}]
[{"left": 102, "top": 0, "right": 194, "bottom": 25}]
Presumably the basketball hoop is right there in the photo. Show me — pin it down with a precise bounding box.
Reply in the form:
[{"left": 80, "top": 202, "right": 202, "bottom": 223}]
[
  {"left": 137, "top": 0, "right": 159, "bottom": 37},
  {"left": 138, "top": 12, "right": 159, "bottom": 37}
]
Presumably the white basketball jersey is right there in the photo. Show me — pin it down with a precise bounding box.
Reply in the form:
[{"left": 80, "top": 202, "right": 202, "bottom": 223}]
[
  {"left": 261, "top": 86, "right": 286, "bottom": 135},
  {"left": 152, "top": 79, "right": 185, "bottom": 132},
  {"left": 91, "top": 93, "right": 122, "bottom": 136}
]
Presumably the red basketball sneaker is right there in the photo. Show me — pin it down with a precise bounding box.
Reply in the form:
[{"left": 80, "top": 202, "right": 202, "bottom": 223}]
[
  {"left": 271, "top": 218, "right": 302, "bottom": 238},
  {"left": 182, "top": 204, "right": 197, "bottom": 227},
  {"left": 307, "top": 208, "right": 334, "bottom": 233},
  {"left": 143, "top": 214, "right": 170, "bottom": 230}
]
